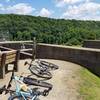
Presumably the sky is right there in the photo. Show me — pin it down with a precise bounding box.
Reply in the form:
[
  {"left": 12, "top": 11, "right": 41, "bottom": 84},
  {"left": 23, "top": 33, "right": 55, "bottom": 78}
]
[{"left": 0, "top": 0, "right": 100, "bottom": 20}]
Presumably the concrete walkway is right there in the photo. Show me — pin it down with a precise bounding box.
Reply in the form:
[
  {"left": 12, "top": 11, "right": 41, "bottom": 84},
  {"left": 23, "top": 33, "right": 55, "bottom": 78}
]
[{"left": 0, "top": 59, "right": 82, "bottom": 100}]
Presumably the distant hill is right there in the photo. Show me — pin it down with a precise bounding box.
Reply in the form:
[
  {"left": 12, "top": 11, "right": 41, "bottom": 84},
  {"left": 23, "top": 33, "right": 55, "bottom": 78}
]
[{"left": 0, "top": 14, "right": 100, "bottom": 45}]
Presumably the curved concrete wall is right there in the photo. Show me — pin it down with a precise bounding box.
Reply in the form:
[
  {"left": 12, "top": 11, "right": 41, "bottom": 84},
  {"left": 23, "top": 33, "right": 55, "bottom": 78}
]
[
  {"left": 0, "top": 41, "right": 100, "bottom": 77},
  {"left": 36, "top": 43, "right": 100, "bottom": 77},
  {"left": 83, "top": 40, "right": 100, "bottom": 49}
]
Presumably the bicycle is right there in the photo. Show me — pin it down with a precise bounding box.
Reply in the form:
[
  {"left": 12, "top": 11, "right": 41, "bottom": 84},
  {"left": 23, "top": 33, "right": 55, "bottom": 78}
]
[
  {"left": 0, "top": 67, "right": 52, "bottom": 100},
  {"left": 36, "top": 59, "right": 59, "bottom": 71},
  {"left": 24, "top": 61, "right": 52, "bottom": 79}
]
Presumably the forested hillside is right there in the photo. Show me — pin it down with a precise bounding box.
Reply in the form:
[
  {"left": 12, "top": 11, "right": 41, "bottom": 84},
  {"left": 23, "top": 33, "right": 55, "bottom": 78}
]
[{"left": 0, "top": 14, "right": 100, "bottom": 45}]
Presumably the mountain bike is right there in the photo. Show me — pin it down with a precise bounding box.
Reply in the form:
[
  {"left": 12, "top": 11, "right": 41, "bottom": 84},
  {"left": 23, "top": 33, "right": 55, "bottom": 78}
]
[
  {"left": 0, "top": 67, "right": 52, "bottom": 100},
  {"left": 24, "top": 61, "right": 52, "bottom": 79},
  {"left": 36, "top": 59, "right": 59, "bottom": 71}
]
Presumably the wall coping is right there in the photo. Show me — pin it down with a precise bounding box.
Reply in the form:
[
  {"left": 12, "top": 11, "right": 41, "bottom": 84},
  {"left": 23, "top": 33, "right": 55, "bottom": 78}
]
[
  {"left": 84, "top": 40, "right": 100, "bottom": 42},
  {"left": 0, "top": 41, "right": 33, "bottom": 44},
  {"left": 38, "top": 43, "right": 100, "bottom": 52}
]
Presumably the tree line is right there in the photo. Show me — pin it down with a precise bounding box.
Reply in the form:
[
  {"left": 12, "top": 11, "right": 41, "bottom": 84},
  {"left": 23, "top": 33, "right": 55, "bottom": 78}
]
[{"left": 0, "top": 14, "right": 100, "bottom": 45}]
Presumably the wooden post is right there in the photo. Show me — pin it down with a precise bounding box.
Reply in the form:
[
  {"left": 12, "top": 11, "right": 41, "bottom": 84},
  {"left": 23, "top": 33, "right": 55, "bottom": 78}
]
[
  {"left": 14, "top": 50, "right": 20, "bottom": 72},
  {"left": 5, "top": 64, "right": 8, "bottom": 74},
  {"left": 0, "top": 53, "right": 6, "bottom": 79},
  {"left": 32, "top": 37, "right": 36, "bottom": 60}
]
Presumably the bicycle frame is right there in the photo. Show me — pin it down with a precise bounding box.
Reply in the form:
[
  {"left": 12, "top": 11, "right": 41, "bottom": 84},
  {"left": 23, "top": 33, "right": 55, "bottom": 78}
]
[
  {"left": 26, "top": 61, "right": 50, "bottom": 73},
  {"left": 11, "top": 75, "right": 39, "bottom": 100}
]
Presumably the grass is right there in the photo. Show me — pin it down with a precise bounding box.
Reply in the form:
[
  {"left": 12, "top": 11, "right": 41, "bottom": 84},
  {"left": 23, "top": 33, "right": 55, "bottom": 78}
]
[{"left": 78, "top": 68, "right": 100, "bottom": 100}]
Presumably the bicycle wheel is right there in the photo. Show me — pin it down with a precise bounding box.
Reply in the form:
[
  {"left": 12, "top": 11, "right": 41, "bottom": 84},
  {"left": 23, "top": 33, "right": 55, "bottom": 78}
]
[
  {"left": 23, "top": 77, "right": 53, "bottom": 90},
  {"left": 8, "top": 95, "right": 35, "bottom": 100},
  {"left": 37, "top": 60, "right": 59, "bottom": 70},
  {"left": 8, "top": 95, "right": 24, "bottom": 100},
  {"left": 29, "top": 65, "right": 52, "bottom": 79}
]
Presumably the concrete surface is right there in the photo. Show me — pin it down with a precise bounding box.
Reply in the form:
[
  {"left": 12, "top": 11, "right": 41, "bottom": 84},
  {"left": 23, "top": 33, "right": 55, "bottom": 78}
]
[{"left": 0, "top": 59, "right": 82, "bottom": 100}]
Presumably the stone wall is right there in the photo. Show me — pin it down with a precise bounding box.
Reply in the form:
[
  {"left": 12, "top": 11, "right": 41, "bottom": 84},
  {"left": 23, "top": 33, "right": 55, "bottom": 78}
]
[
  {"left": 36, "top": 43, "right": 100, "bottom": 77},
  {"left": 83, "top": 40, "right": 100, "bottom": 49},
  {"left": 0, "top": 41, "right": 100, "bottom": 77}
]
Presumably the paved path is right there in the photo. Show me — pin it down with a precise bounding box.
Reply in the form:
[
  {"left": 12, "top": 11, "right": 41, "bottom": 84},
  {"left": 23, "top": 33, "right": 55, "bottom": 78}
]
[{"left": 0, "top": 59, "right": 82, "bottom": 100}]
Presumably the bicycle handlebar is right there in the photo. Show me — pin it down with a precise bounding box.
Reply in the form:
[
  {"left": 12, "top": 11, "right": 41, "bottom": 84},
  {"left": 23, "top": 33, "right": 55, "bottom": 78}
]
[{"left": 24, "top": 61, "right": 40, "bottom": 70}]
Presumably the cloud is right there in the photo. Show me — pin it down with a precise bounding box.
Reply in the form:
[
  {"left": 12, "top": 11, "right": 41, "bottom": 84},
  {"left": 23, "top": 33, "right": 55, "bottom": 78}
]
[
  {"left": 39, "top": 8, "right": 52, "bottom": 17},
  {"left": 6, "top": 3, "right": 35, "bottom": 15},
  {"left": 6, "top": 0, "right": 10, "bottom": 2},
  {"left": 62, "top": 2, "right": 100, "bottom": 20},
  {"left": 55, "top": 0, "right": 92, "bottom": 7},
  {"left": 55, "top": 0, "right": 85, "bottom": 7},
  {"left": 0, "top": 4, "right": 5, "bottom": 11}
]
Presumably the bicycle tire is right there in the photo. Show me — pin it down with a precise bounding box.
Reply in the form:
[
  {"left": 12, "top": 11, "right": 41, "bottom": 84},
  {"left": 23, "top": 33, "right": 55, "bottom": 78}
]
[
  {"left": 37, "top": 60, "right": 59, "bottom": 70},
  {"left": 8, "top": 95, "right": 24, "bottom": 100},
  {"left": 23, "top": 77, "right": 52, "bottom": 90},
  {"left": 8, "top": 94, "right": 39, "bottom": 100},
  {"left": 29, "top": 65, "right": 52, "bottom": 79}
]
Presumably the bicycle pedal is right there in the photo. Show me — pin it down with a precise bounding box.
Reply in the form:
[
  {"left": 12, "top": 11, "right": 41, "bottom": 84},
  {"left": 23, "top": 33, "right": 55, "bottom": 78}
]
[{"left": 0, "top": 85, "right": 6, "bottom": 94}]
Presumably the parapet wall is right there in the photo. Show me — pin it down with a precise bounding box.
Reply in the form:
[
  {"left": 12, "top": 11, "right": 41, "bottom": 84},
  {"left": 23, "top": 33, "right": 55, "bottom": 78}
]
[
  {"left": 0, "top": 41, "right": 100, "bottom": 77},
  {"left": 37, "top": 44, "right": 100, "bottom": 77},
  {"left": 83, "top": 40, "right": 100, "bottom": 49},
  {"left": 0, "top": 41, "right": 33, "bottom": 49}
]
